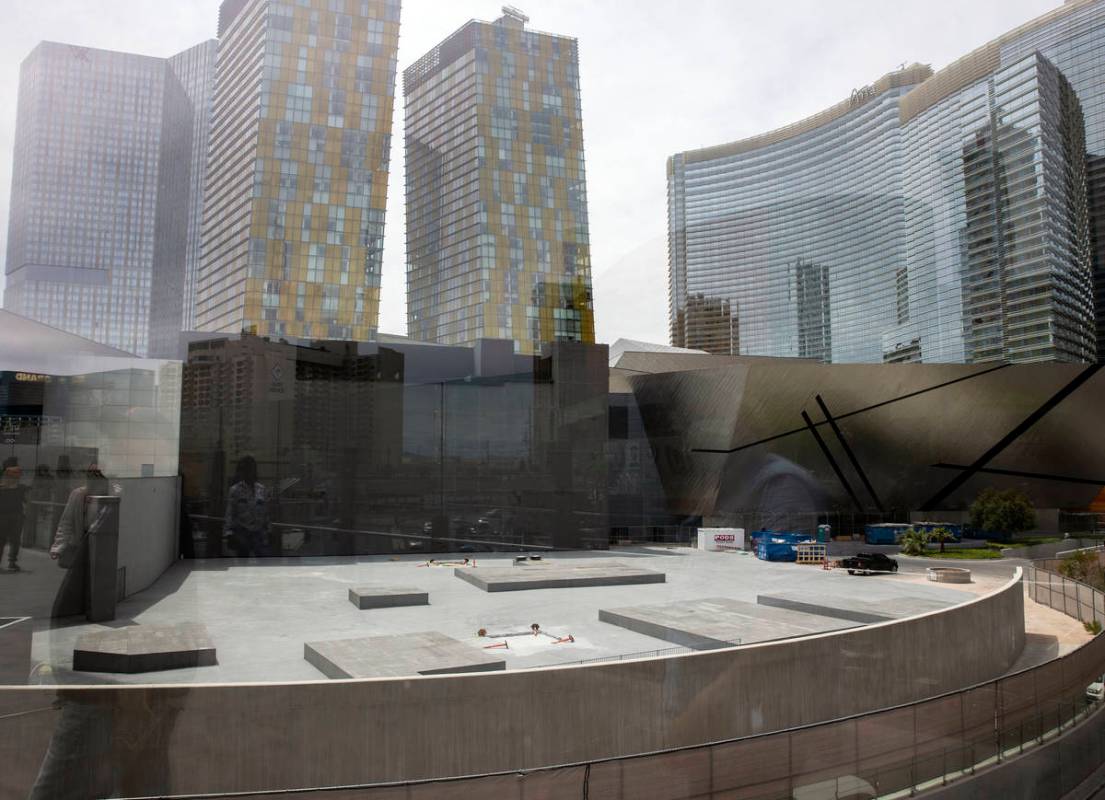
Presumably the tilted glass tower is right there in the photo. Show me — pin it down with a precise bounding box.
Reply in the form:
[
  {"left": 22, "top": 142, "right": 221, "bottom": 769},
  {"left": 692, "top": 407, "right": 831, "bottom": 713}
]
[
  {"left": 4, "top": 41, "right": 215, "bottom": 356},
  {"left": 670, "top": 0, "right": 1105, "bottom": 365},
  {"left": 403, "top": 8, "right": 595, "bottom": 355},
  {"left": 195, "top": 0, "right": 400, "bottom": 341}
]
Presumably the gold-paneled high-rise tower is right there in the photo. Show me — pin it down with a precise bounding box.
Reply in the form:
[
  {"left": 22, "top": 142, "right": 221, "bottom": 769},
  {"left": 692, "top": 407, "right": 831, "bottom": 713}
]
[
  {"left": 404, "top": 7, "right": 595, "bottom": 354},
  {"left": 196, "top": 0, "right": 400, "bottom": 340}
]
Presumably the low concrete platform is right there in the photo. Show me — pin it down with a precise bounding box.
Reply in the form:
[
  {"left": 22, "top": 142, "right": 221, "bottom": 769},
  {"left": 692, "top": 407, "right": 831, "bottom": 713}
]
[
  {"left": 304, "top": 631, "right": 506, "bottom": 679},
  {"left": 454, "top": 562, "right": 665, "bottom": 592},
  {"left": 25, "top": 548, "right": 1006, "bottom": 685},
  {"left": 348, "top": 586, "right": 429, "bottom": 610},
  {"left": 73, "top": 623, "right": 216, "bottom": 673},
  {"left": 757, "top": 589, "right": 963, "bottom": 623},
  {"left": 599, "top": 597, "right": 858, "bottom": 649}
]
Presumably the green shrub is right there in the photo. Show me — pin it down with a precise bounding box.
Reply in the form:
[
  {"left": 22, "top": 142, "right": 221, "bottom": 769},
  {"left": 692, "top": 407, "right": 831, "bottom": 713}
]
[
  {"left": 899, "top": 527, "right": 929, "bottom": 556},
  {"left": 1085, "top": 620, "right": 1102, "bottom": 636},
  {"left": 1059, "top": 550, "right": 1096, "bottom": 582},
  {"left": 1059, "top": 550, "right": 1105, "bottom": 591},
  {"left": 968, "top": 488, "right": 1036, "bottom": 541}
]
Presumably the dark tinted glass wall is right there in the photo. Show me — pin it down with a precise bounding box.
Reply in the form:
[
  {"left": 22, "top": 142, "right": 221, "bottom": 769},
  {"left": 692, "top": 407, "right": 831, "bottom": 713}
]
[{"left": 180, "top": 335, "right": 611, "bottom": 555}]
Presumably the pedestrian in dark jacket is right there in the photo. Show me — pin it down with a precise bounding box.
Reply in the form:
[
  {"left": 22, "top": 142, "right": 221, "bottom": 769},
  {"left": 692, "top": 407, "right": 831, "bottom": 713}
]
[{"left": 0, "top": 465, "right": 28, "bottom": 571}]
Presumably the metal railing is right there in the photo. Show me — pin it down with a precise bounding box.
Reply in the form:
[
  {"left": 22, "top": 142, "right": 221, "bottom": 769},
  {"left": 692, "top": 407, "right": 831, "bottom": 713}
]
[{"left": 187, "top": 514, "right": 557, "bottom": 555}]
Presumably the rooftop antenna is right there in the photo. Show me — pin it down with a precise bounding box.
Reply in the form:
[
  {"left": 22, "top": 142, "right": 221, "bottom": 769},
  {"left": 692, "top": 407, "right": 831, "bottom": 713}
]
[{"left": 502, "top": 5, "right": 530, "bottom": 24}]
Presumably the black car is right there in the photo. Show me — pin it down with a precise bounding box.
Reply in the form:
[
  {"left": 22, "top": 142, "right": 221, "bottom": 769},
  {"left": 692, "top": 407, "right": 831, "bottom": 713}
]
[{"left": 840, "top": 552, "right": 899, "bottom": 575}]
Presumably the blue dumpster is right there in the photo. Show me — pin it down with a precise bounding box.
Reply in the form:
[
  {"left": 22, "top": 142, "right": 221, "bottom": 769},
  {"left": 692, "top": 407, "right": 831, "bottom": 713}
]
[
  {"left": 755, "top": 537, "right": 800, "bottom": 562},
  {"left": 865, "top": 523, "right": 911, "bottom": 545}
]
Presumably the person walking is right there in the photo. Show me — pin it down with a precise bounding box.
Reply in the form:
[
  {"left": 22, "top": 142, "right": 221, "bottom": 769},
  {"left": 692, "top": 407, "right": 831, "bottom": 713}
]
[
  {"left": 0, "top": 464, "right": 28, "bottom": 571},
  {"left": 225, "top": 456, "right": 270, "bottom": 558}
]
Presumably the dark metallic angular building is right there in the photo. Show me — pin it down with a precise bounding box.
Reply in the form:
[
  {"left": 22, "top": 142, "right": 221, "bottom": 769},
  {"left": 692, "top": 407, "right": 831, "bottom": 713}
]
[{"left": 618, "top": 350, "right": 1105, "bottom": 535}]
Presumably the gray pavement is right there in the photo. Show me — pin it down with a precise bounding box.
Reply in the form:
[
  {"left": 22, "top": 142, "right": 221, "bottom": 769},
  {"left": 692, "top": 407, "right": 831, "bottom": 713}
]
[{"left": 24, "top": 547, "right": 992, "bottom": 684}]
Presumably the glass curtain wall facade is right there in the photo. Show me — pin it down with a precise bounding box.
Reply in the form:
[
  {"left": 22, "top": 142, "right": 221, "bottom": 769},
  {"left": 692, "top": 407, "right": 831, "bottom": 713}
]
[
  {"left": 995, "top": 0, "right": 1105, "bottom": 358},
  {"left": 900, "top": 52, "right": 1095, "bottom": 363},
  {"left": 179, "top": 335, "right": 609, "bottom": 556},
  {"left": 4, "top": 42, "right": 212, "bottom": 356},
  {"left": 667, "top": 66, "right": 932, "bottom": 363},
  {"left": 404, "top": 9, "right": 595, "bottom": 355},
  {"left": 671, "top": 0, "right": 1105, "bottom": 365},
  {"left": 195, "top": 0, "right": 400, "bottom": 342},
  {"left": 148, "top": 40, "right": 219, "bottom": 358}
]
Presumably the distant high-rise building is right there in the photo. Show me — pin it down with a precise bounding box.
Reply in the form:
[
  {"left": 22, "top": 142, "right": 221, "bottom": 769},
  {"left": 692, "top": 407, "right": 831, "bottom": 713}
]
[
  {"left": 403, "top": 8, "right": 595, "bottom": 355},
  {"left": 195, "top": 0, "right": 401, "bottom": 342},
  {"left": 4, "top": 41, "right": 215, "bottom": 356},
  {"left": 791, "top": 258, "right": 831, "bottom": 362},
  {"left": 675, "top": 293, "right": 738, "bottom": 355}
]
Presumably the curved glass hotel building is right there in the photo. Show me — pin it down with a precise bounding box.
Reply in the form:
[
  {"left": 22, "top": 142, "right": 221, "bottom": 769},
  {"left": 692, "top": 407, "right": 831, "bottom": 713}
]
[{"left": 669, "top": 0, "right": 1105, "bottom": 364}]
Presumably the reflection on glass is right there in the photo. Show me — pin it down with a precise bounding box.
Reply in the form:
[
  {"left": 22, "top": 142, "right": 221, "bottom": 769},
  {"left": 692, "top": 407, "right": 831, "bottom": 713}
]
[{"left": 2, "top": 0, "right": 1105, "bottom": 799}]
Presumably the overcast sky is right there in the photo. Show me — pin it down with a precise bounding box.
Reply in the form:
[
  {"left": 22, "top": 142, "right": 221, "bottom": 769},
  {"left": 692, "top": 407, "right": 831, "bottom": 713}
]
[{"left": 0, "top": 0, "right": 1060, "bottom": 346}]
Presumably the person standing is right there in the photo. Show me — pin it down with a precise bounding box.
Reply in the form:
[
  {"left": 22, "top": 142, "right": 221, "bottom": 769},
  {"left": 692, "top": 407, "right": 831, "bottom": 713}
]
[
  {"left": 0, "top": 464, "right": 28, "bottom": 571},
  {"left": 49, "top": 464, "right": 121, "bottom": 617},
  {"left": 225, "top": 456, "right": 270, "bottom": 558}
]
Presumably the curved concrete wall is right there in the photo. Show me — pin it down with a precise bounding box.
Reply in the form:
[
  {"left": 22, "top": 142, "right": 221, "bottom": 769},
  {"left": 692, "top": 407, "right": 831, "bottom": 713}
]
[{"left": 0, "top": 571, "right": 1024, "bottom": 797}]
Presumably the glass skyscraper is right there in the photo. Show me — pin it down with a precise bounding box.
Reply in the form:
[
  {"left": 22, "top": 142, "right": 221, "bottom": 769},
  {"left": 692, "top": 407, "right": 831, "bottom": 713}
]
[
  {"left": 669, "top": 0, "right": 1105, "bottom": 365},
  {"left": 149, "top": 40, "right": 218, "bottom": 359},
  {"left": 403, "top": 8, "right": 595, "bottom": 355},
  {"left": 668, "top": 66, "right": 930, "bottom": 362},
  {"left": 195, "top": 0, "right": 401, "bottom": 342},
  {"left": 4, "top": 41, "right": 215, "bottom": 356},
  {"left": 899, "top": 50, "right": 1095, "bottom": 364}
]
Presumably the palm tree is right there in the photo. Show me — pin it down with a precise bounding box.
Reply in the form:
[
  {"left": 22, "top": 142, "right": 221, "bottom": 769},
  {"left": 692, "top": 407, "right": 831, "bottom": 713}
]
[
  {"left": 928, "top": 527, "right": 955, "bottom": 554},
  {"left": 899, "top": 527, "right": 929, "bottom": 556}
]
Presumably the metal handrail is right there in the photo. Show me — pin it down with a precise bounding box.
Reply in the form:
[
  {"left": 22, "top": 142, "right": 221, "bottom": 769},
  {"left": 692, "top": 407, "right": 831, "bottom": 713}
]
[{"left": 187, "top": 513, "right": 557, "bottom": 552}]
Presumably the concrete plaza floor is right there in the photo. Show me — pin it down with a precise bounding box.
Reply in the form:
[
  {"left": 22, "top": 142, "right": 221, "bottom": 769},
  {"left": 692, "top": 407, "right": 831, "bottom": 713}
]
[{"left": 13, "top": 545, "right": 1064, "bottom": 685}]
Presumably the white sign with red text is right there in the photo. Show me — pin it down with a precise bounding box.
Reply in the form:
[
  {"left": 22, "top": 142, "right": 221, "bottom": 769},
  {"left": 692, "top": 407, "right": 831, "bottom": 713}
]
[{"left": 697, "top": 528, "right": 745, "bottom": 552}]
